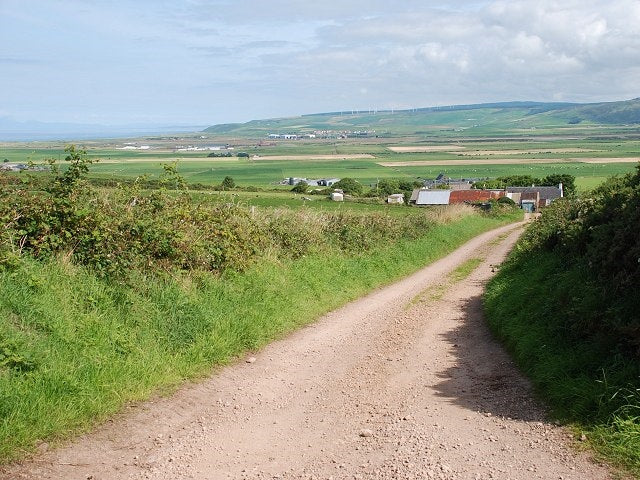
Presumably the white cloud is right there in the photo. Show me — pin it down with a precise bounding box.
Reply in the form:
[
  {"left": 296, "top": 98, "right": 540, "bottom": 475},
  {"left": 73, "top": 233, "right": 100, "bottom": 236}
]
[{"left": 0, "top": 0, "right": 638, "bottom": 124}]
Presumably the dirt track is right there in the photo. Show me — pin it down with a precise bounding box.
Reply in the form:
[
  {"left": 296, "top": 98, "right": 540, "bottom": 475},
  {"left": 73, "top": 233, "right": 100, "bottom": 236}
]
[{"left": 1, "top": 223, "right": 614, "bottom": 480}]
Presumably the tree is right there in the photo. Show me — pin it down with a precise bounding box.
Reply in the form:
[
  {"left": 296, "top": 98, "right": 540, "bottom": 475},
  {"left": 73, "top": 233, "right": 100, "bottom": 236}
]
[
  {"left": 540, "top": 174, "right": 576, "bottom": 198},
  {"left": 45, "top": 144, "right": 96, "bottom": 196},
  {"left": 398, "top": 179, "right": 421, "bottom": 191},
  {"left": 291, "top": 181, "right": 308, "bottom": 193},
  {"left": 221, "top": 176, "right": 235, "bottom": 190},
  {"left": 376, "top": 178, "right": 400, "bottom": 196},
  {"left": 473, "top": 175, "right": 540, "bottom": 189},
  {"left": 331, "top": 178, "right": 363, "bottom": 196},
  {"left": 498, "top": 175, "right": 539, "bottom": 187}
]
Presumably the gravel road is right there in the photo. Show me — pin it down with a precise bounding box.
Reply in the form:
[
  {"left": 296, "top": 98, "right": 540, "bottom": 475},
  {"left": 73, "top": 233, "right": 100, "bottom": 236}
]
[{"left": 2, "top": 223, "right": 614, "bottom": 480}]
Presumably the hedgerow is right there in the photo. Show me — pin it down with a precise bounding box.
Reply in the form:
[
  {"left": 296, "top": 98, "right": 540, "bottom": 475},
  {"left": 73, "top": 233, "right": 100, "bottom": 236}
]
[
  {"left": 511, "top": 165, "right": 640, "bottom": 351},
  {"left": 0, "top": 146, "right": 465, "bottom": 277},
  {"left": 484, "top": 163, "right": 640, "bottom": 474}
]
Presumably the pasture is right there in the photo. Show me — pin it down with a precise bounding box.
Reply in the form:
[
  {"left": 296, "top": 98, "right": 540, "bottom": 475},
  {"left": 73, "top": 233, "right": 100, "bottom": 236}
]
[{"left": 2, "top": 134, "right": 639, "bottom": 193}]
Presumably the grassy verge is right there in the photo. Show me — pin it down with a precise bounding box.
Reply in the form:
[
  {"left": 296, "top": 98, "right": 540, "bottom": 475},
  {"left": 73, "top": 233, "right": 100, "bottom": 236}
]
[
  {"left": 0, "top": 210, "right": 520, "bottom": 462},
  {"left": 484, "top": 250, "right": 640, "bottom": 476}
]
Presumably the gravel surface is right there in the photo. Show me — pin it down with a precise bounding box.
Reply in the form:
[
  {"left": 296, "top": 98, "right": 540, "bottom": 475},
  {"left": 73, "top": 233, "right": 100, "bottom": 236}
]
[{"left": 1, "top": 223, "right": 614, "bottom": 480}]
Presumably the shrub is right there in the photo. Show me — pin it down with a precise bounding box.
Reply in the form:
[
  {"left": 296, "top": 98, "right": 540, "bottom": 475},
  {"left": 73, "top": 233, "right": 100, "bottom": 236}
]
[
  {"left": 331, "top": 178, "right": 363, "bottom": 196},
  {"left": 291, "top": 181, "right": 308, "bottom": 193},
  {"left": 510, "top": 165, "right": 640, "bottom": 352},
  {"left": 497, "top": 196, "right": 515, "bottom": 205},
  {"left": 221, "top": 176, "right": 235, "bottom": 190},
  {"left": 0, "top": 146, "right": 490, "bottom": 278}
]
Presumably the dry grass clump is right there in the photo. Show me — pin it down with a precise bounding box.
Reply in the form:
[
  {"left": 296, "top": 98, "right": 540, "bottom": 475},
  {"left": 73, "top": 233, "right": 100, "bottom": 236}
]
[{"left": 425, "top": 204, "right": 477, "bottom": 224}]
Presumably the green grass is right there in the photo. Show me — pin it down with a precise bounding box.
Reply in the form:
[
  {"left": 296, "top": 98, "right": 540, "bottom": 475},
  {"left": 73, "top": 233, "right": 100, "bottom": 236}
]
[
  {"left": 0, "top": 210, "right": 520, "bottom": 462},
  {"left": 189, "top": 190, "right": 410, "bottom": 213},
  {"left": 2, "top": 131, "right": 640, "bottom": 203},
  {"left": 484, "top": 250, "right": 640, "bottom": 476},
  {"left": 2, "top": 137, "right": 639, "bottom": 192},
  {"left": 408, "top": 256, "right": 485, "bottom": 307},
  {"left": 449, "top": 257, "right": 484, "bottom": 282},
  {"left": 202, "top": 100, "right": 640, "bottom": 137}
]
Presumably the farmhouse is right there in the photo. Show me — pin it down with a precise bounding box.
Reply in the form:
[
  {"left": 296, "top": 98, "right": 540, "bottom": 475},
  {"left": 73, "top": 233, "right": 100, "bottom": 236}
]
[
  {"left": 505, "top": 185, "right": 563, "bottom": 210},
  {"left": 285, "top": 177, "right": 341, "bottom": 187},
  {"left": 412, "top": 189, "right": 451, "bottom": 205},
  {"left": 410, "top": 188, "right": 504, "bottom": 206},
  {"left": 387, "top": 193, "right": 404, "bottom": 204},
  {"left": 423, "top": 173, "right": 474, "bottom": 190},
  {"left": 0, "top": 163, "right": 28, "bottom": 172},
  {"left": 449, "top": 190, "right": 504, "bottom": 204}
]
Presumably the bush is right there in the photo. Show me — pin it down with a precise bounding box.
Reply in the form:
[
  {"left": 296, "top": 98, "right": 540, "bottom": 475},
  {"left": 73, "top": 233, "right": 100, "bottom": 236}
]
[
  {"left": 291, "top": 181, "right": 308, "bottom": 193},
  {"left": 484, "top": 167, "right": 640, "bottom": 474},
  {"left": 331, "top": 178, "right": 363, "bottom": 196},
  {"left": 510, "top": 165, "right": 640, "bottom": 352},
  {"left": 0, "top": 146, "right": 493, "bottom": 278},
  {"left": 497, "top": 196, "right": 515, "bottom": 205},
  {"left": 221, "top": 176, "right": 235, "bottom": 190}
]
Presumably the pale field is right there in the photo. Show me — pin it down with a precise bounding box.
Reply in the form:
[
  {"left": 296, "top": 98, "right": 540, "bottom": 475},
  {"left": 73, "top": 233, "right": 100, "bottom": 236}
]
[
  {"left": 387, "top": 146, "right": 466, "bottom": 152},
  {"left": 579, "top": 157, "right": 640, "bottom": 164},
  {"left": 95, "top": 156, "right": 240, "bottom": 163},
  {"left": 456, "top": 148, "right": 600, "bottom": 156},
  {"left": 249, "top": 154, "right": 376, "bottom": 161},
  {"left": 378, "top": 157, "right": 640, "bottom": 167}
]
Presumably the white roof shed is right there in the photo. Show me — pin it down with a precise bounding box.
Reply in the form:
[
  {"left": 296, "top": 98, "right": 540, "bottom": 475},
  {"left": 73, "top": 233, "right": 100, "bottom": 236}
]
[{"left": 415, "top": 190, "right": 451, "bottom": 205}]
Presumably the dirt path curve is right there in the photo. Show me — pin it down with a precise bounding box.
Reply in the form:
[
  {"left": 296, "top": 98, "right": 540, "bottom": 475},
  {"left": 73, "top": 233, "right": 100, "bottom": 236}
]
[{"left": 2, "top": 223, "right": 614, "bottom": 480}]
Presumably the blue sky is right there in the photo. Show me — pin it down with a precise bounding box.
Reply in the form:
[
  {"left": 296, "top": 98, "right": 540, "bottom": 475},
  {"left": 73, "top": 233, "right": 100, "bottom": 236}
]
[{"left": 1, "top": 0, "right": 639, "bottom": 126}]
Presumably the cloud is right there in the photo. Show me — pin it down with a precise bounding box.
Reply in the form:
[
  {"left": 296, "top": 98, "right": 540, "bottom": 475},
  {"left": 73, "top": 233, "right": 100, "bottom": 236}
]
[{"left": 1, "top": 0, "right": 639, "bottom": 124}]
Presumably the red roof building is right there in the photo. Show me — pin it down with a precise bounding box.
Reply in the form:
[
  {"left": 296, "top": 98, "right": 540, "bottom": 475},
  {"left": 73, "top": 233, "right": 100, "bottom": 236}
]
[{"left": 448, "top": 189, "right": 505, "bottom": 204}]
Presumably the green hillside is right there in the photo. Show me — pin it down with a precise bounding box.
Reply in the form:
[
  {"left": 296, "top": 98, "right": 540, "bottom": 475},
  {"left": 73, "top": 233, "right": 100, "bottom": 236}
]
[{"left": 203, "top": 99, "right": 640, "bottom": 137}]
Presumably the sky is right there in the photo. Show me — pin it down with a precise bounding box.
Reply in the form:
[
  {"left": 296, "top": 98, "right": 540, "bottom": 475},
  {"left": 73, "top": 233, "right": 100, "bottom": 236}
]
[{"left": 1, "top": 0, "right": 639, "bottom": 127}]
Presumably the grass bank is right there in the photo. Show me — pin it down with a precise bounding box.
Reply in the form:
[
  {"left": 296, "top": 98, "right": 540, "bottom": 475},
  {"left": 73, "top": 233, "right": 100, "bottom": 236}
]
[
  {"left": 0, "top": 209, "right": 520, "bottom": 462},
  {"left": 484, "top": 167, "right": 640, "bottom": 476},
  {"left": 485, "top": 251, "right": 640, "bottom": 475}
]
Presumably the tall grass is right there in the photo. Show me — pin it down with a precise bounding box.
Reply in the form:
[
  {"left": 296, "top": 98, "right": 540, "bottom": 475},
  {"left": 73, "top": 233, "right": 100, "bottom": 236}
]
[
  {"left": 485, "top": 252, "right": 640, "bottom": 475},
  {"left": 0, "top": 206, "right": 519, "bottom": 462},
  {"left": 484, "top": 167, "right": 640, "bottom": 475}
]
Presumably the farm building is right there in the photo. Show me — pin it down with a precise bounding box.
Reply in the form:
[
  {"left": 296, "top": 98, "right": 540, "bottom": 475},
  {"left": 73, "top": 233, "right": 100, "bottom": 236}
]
[
  {"left": 410, "top": 184, "right": 562, "bottom": 210},
  {"left": 423, "top": 173, "right": 474, "bottom": 190},
  {"left": 449, "top": 190, "right": 504, "bottom": 204},
  {"left": 317, "top": 178, "right": 341, "bottom": 187},
  {"left": 411, "top": 188, "right": 504, "bottom": 206},
  {"left": 505, "top": 185, "right": 563, "bottom": 210},
  {"left": 413, "top": 189, "right": 451, "bottom": 205},
  {"left": 387, "top": 193, "right": 404, "bottom": 204},
  {"left": 285, "top": 177, "right": 341, "bottom": 187},
  {"left": 0, "top": 163, "right": 28, "bottom": 172}
]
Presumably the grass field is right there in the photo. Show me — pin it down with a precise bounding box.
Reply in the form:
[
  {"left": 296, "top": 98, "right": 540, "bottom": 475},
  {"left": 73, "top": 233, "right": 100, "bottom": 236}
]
[
  {"left": 190, "top": 190, "right": 410, "bottom": 213},
  {"left": 2, "top": 131, "right": 639, "bottom": 195}
]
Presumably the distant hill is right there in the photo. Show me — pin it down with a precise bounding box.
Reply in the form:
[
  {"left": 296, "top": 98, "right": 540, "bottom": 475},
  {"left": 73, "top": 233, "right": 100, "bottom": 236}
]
[{"left": 203, "top": 98, "right": 640, "bottom": 137}]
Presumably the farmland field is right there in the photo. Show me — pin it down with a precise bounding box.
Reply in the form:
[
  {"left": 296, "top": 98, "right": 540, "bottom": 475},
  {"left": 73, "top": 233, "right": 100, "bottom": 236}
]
[{"left": 2, "top": 128, "right": 639, "bottom": 195}]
